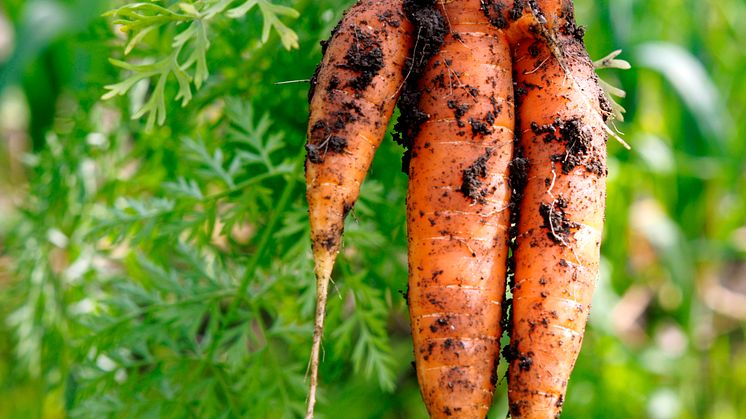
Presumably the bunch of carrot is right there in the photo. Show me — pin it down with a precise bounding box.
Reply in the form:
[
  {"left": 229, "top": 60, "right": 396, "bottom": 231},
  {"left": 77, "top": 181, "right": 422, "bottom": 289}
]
[{"left": 305, "top": 0, "right": 617, "bottom": 417}]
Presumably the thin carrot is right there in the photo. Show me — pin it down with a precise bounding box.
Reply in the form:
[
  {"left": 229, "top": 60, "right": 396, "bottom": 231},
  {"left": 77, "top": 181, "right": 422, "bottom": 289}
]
[
  {"left": 304, "top": 0, "right": 414, "bottom": 417},
  {"left": 483, "top": 1, "right": 612, "bottom": 417},
  {"left": 398, "top": 1, "right": 515, "bottom": 416}
]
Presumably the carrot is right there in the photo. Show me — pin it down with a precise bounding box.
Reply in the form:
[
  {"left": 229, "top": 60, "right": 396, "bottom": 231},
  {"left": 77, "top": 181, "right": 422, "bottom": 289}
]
[
  {"left": 398, "top": 1, "right": 515, "bottom": 416},
  {"left": 304, "top": 0, "right": 414, "bottom": 417},
  {"left": 482, "top": 1, "right": 612, "bottom": 417}
]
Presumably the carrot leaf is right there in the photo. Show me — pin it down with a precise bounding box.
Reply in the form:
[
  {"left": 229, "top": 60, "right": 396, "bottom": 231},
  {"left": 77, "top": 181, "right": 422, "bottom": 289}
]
[
  {"left": 595, "top": 50, "right": 631, "bottom": 122},
  {"left": 102, "top": 0, "right": 300, "bottom": 129}
]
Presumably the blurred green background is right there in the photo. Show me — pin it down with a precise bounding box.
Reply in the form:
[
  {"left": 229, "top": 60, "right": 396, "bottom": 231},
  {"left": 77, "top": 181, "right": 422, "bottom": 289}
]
[{"left": 1, "top": 0, "right": 745, "bottom": 417}]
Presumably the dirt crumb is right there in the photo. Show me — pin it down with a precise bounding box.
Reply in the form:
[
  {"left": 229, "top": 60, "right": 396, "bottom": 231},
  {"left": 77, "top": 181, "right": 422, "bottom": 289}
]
[
  {"left": 393, "top": 0, "right": 448, "bottom": 173},
  {"left": 518, "top": 351, "right": 534, "bottom": 371},
  {"left": 460, "top": 148, "right": 495, "bottom": 202},
  {"left": 469, "top": 118, "right": 493, "bottom": 137},
  {"left": 539, "top": 195, "right": 579, "bottom": 244},
  {"left": 558, "top": 3, "right": 585, "bottom": 40},
  {"left": 317, "top": 225, "right": 343, "bottom": 251},
  {"left": 448, "top": 100, "right": 470, "bottom": 127},
  {"left": 481, "top": 1, "right": 508, "bottom": 29},
  {"left": 341, "top": 27, "right": 385, "bottom": 91},
  {"left": 377, "top": 10, "right": 401, "bottom": 27},
  {"left": 532, "top": 117, "right": 606, "bottom": 176},
  {"left": 306, "top": 107, "right": 359, "bottom": 163},
  {"left": 511, "top": 0, "right": 526, "bottom": 20},
  {"left": 598, "top": 91, "right": 613, "bottom": 121}
]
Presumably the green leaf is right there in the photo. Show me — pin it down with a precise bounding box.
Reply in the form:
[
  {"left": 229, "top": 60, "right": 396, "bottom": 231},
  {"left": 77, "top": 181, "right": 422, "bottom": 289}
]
[
  {"left": 594, "top": 50, "right": 630, "bottom": 123},
  {"left": 594, "top": 49, "right": 632, "bottom": 70},
  {"left": 103, "top": 0, "right": 299, "bottom": 126},
  {"left": 227, "top": 0, "right": 299, "bottom": 49}
]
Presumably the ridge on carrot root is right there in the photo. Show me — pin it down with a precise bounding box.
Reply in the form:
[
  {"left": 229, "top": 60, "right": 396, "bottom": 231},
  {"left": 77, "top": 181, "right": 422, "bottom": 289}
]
[{"left": 304, "top": 0, "right": 414, "bottom": 417}]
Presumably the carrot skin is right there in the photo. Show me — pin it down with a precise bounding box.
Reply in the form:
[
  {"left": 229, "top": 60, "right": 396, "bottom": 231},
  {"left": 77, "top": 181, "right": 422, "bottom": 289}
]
[
  {"left": 403, "top": 1, "right": 515, "bottom": 417},
  {"left": 499, "top": 1, "right": 610, "bottom": 417},
  {"left": 305, "top": 1, "right": 414, "bottom": 417},
  {"left": 307, "top": 0, "right": 413, "bottom": 261}
]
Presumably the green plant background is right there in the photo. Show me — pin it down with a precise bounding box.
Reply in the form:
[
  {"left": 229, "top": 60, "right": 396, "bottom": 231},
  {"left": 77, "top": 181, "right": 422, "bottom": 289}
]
[{"left": 1, "top": 0, "right": 744, "bottom": 417}]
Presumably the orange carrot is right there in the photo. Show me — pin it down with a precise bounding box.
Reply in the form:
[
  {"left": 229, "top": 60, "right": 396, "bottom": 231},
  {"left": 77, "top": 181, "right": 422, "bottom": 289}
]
[
  {"left": 482, "top": 1, "right": 612, "bottom": 416},
  {"left": 399, "top": 1, "right": 515, "bottom": 416},
  {"left": 305, "top": 0, "right": 414, "bottom": 417}
]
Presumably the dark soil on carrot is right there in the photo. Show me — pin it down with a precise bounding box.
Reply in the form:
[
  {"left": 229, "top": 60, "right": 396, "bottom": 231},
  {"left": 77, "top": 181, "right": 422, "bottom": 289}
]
[
  {"left": 481, "top": 1, "right": 508, "bottom": 29},
  {"left": 531, "top": 117, "right": 606, "bottom": 176},
  {"left": 306, "top": 108, "right": 358, "bottom": 163},
  {"left": 539, "top": 195, "right": 579, "bottom": 244},
  {"left": 393, "top": 0, "right": 447, "bottom": 172},
  {"left": 341, "top": 27, "right": 385, "bottom": 91},
  {"left": 460, "top": 148, "right": 495, "bottom": 203}
]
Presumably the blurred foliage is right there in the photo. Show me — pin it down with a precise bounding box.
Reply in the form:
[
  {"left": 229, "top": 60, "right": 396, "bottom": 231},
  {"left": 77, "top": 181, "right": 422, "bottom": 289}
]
[{"left": 0, "top": 0, "right": 745, "bottom": 418}]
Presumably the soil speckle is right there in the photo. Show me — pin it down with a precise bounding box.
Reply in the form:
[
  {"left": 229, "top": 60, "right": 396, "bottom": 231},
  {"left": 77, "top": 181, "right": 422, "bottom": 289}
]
[
  {"left": 318, "top": 226, "right": 342, "bottom": 251},
  {"left": 377, "top": 10, "right": 401, "bottom": 28},
  {"left": 481, "top": 1, "right": 508, "bottom": 29},
  {"left": 306, "top": 108, "right": 357, "bottom": 164},
  {"left": 511, "top": 0, "right": 526, "bottom": 21},
  {"left": 532, "top": 117, "right": 606, "bottom": 176},
  {"left": 341, "top": 27, "right": 385, "bottom": 91},
  {"left": 518, "top": 351, "right": 534, "bottom": 371},
  {"left": 469, "top": 118, "right": 493, "bottom": 137},
  {"left": 539, "top": 195, "right": 579, "bottom": 244},
  {"left": 448, "top": 100, "right": 470, "bottom": 127},
  {"left": 598, "top": 91, "right": 613, "bottom": 121},
  {"left": 394, "top": 0, "right": 447, "bottom": 173},
  {"left": 460, "top": 148, "right": 495, "bottom": 202},
  {"left": 558, "top": 3, "right": 585, "bottom": 41}
]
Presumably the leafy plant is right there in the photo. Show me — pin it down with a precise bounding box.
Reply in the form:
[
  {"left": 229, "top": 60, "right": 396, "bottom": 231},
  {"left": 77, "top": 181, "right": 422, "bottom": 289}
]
[
  {"left": 2, "top": 0, "right": 746, "bottom": 418},
  {"left": 102, "top": 0, "right": 300, "bottom": 127}
]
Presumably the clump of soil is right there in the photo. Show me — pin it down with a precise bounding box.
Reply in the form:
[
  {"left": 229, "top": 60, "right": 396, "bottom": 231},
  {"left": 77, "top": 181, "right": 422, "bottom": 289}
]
[
  {"left": 393, "top": 0, "right": 447, "bottom": 173},
  {"left": 539, "top": 195, "right": 579, "bottom": 244},
  {"left": 531, "top": 117, "right": 605, "bottom": 176},
  {"left": 306, "top": 102, "right": 365, "bottom": 164},
  {"left": 480, "top": 0, "right": 508, "bottom": 29},
  {"left": 377, "top": 10, "right": 401, "bottom": 28},
  {"left": 460, "top": 148, "right": 495, "bottom": 202},
  {"left": 448, "top": 100, "right": 470, "bottom": 128},
  {"left": 481, "top": 0, "right": 530, "bottom": 28},
  {"left": 469, "top": 118, "right": 493, "bottom": 137},
  {"left": 558, "top": 2, "right": 585, "bottom": 41},
  {"left": 340, "top": 27, "right": 385, "bottom": 91}
]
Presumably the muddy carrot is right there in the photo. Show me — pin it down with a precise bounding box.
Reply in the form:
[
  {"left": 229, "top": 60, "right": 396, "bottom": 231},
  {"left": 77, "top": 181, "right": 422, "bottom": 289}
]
[
  {"left": 398, "top": 0, "right": 515, "bottom": 416},
  {"left": 483, "top": 0, "right": 612, "bottom": 417},
  {"left": 305, "top": 1, "right": 414, "bottom": 416}
]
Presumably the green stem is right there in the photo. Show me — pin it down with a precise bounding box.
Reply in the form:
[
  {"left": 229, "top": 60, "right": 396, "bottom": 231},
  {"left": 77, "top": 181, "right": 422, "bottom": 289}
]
[
  {"left": 258, "top": 312, "right": 293, "bottom": 410},
  {"left": 212, "top": 364, "right": 243, "bottom": 417},
  {"left": 204, "top": 168, "right": 290, "bottom": 201},
  {"left": 90, "top": 289, "right": 235, "bottom": 336},
  {"left": 201, "top": 151, "right": 302, "bottom": 375},
  {"left": 226, "top": 164, "right": 298, "bottom": 319}
]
